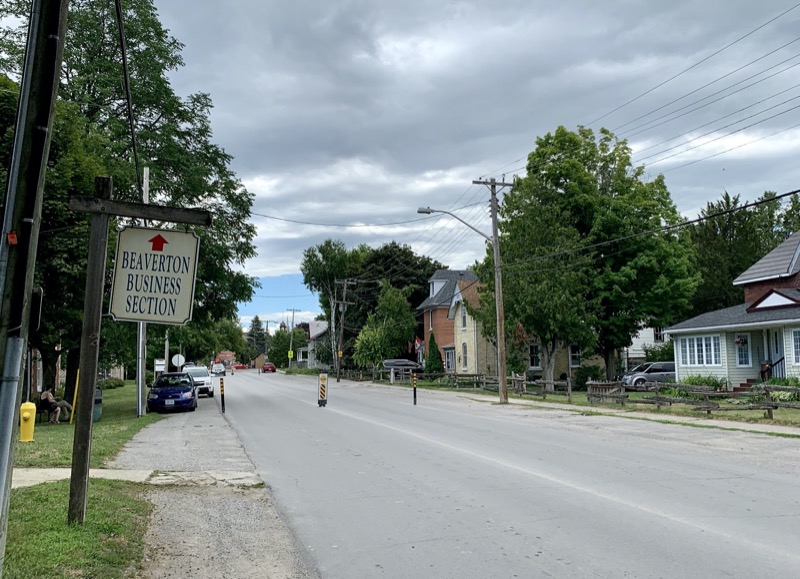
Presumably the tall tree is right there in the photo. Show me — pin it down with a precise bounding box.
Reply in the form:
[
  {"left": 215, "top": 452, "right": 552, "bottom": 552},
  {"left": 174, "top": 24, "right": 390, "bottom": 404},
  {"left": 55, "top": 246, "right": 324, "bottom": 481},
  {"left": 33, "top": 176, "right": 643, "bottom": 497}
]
[
  {"left": 689, "top": 191, "right": 782, "bottom": 316},
  {"left": 0, "top": 1, "right": 259, "bottom": 382},
  {"left": 425, "top": 331, "right": 444, "bottom": 374},
  {"left": 247, "top": 316, "right": 268, "bottom": 355},
  {"left": 479, "top": 126, "right": 698, "bottom": 380}
]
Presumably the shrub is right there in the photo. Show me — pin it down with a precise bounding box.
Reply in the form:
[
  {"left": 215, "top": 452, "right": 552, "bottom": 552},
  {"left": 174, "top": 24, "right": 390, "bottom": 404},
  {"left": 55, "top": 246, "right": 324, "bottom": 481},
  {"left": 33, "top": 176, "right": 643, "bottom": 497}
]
[
  {"left": 643, "top": 340, "right": 675, "bottom": 362},
  {"left": 97, "top": 377, "right": 125, "bottom": 390},
  {"left": 573, "top": 364, "right": 603, "bottom": 390},
  {"left": 678, "top": 375, "right": 727, "bottom": 390}
]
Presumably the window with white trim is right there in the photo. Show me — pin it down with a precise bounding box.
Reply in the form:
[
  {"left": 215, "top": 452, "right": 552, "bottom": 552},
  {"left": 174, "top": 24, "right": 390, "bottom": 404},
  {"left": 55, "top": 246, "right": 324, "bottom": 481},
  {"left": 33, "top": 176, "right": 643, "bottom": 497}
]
[
  {"left": 792, "top": 330, "right": 800, "bottom": 365},
  {"left": 653, "top": 327, "right": 664, "bottom": 343},
  {"left": 461, "top": 343, "right": 468, "bottom": 370},
  {"left": 678, "top": 335, "right": 722, "bottom": 366},
  {"left": 529, "top": 343, "right": 542, "bottom": 369},
  {"left": 461, "top": 304, "right": 467, "bottom": 330},
  {"left": 734, "top": 333, "right": 751, "bottom": 367},
  {"left": 569, "top": 344, "right": 581, "bottom": 368}
]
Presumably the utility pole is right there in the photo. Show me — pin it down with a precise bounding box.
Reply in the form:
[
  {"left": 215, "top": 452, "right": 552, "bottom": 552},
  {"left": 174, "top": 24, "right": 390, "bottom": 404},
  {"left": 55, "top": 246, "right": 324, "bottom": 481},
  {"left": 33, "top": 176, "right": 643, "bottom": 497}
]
[
  {"left": 0, "top": 1, "right": 69, "bottom": 571},
  {"left": 287, "top": 308, "right": 300, "bottom": 369},
  {"left": 334, "top": 279, "right": 356, "bottom": 383},
  {"left": 137, "top": 166, "right": 149, "bottom": 416},
  {"left": 472, "top": 178, "right": 514, "bottom": 404}
]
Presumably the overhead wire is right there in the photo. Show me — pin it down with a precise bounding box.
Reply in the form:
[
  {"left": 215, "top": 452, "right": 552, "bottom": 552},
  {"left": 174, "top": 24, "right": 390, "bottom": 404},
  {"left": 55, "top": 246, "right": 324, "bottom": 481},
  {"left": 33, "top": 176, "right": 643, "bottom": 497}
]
[
  {"left": 622, "top": 54, "right": 800, "bottom": 139},
  {"left": 586, "top": 2, "right": 800, "bottom": 126},
  {"left": 612, "top": 36, "right": 800, "bottom": 133}
]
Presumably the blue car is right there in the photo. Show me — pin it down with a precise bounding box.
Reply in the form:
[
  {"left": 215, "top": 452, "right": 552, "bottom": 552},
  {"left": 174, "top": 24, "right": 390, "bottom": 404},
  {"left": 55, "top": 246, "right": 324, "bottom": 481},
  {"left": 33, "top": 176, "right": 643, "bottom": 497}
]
[{"left": 147, "top": 372, "right": 198, "bottom": 413}]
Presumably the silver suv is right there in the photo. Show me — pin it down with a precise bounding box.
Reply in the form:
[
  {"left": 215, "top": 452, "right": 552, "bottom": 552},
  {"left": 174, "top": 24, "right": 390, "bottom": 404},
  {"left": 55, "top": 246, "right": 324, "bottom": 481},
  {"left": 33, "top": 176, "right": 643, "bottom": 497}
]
[
  {"left": 622, "top": 361, "right": 675, "bottom": 387},
  {"left": 185, "top": 366, "right": 214, "bottom": 397}
]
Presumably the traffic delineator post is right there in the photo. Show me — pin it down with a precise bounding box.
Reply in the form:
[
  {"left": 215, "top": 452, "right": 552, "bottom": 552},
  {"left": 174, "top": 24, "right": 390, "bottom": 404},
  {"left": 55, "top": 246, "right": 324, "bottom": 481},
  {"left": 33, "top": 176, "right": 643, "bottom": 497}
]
[
  {"left": 220, "top": 377, "right": 225, "bottom": 413},
  {"left": 318, "top": 373, "right": 328, "bottom": 407}
]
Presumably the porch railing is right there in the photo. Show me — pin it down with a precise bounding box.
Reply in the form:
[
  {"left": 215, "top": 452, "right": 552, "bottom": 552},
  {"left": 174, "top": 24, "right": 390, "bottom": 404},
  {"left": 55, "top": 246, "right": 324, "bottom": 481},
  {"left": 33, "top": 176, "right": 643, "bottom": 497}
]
[{"left": 763, "top": 356, "right": 785, "bottom": 380}]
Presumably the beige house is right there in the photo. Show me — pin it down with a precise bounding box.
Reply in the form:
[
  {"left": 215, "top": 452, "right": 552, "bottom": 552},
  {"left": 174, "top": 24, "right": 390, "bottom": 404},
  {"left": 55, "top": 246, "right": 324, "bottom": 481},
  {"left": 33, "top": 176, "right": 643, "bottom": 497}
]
[{"left": 447, "top": 278, "right": 498, "bottom": 376}]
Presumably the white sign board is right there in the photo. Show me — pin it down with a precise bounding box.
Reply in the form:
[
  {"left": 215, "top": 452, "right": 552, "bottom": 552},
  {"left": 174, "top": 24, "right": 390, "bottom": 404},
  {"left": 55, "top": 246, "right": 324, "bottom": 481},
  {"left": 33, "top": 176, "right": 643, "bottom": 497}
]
[{"left": 109, "top": 227, "right": 199, "bottom": 325}]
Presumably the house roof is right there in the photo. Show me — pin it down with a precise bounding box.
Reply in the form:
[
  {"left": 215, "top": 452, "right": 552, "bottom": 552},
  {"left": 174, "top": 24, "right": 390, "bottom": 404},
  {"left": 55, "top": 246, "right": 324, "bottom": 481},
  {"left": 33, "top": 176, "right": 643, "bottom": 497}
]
[
  {"left": 733, "top": 232, "right": 800, "bottom": 286},
  {"left": 417, "top": 269, "right": 477, "bottom": 310},
  {"left": 666, "top": 290, "right": 800, "bottom": 334},
  {"left": 308, "top": 320, "right": 328, "bottom": 340},
  {"left": 447, "top": 278, "right": 481, "bottom": 319}
]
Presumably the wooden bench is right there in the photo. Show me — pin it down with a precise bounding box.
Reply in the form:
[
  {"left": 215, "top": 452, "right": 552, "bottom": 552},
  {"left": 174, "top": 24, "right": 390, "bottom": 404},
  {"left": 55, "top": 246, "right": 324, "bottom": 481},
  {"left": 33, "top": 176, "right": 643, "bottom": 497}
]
[{"left": 36, "top": 398, "right": 52, "bottom": 423}]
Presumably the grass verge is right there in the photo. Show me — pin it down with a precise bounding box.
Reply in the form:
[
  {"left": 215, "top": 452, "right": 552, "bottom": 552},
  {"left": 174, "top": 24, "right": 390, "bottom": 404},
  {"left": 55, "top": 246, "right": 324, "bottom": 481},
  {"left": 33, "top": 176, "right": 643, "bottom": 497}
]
[
  {"left": 8, "top": 383, "right": 162, "bottom": 577},
  {"left": 14, "top": 383, "right": 163, "bottom": 468},
  {"left": 5, "top": 479, "right": 152, "bottom": 579}
]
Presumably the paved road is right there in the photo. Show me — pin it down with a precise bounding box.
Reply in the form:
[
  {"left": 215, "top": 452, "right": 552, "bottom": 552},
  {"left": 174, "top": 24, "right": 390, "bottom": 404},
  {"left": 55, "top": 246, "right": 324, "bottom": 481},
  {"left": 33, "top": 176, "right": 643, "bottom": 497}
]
[{"left": 223, "top": 370, "right": 800, "bottom": 578}]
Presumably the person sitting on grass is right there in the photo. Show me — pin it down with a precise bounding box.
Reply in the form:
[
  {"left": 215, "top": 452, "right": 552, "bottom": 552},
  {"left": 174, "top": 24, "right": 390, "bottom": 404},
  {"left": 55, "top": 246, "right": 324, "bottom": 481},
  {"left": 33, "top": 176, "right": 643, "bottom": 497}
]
[{"left": 40, "top": 385, "right": 61, "bottom": 424}]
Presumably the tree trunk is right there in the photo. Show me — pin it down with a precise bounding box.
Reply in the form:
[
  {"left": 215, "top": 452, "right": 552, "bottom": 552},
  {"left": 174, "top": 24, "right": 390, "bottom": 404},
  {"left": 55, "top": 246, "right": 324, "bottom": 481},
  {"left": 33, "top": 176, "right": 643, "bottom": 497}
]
[
  {"left": 603, "top": 348, "right": 617, "bottom": 380},
  {"left": 63, "top": 347, "right": 80, "bottom": 403},
  {"left": 542, "top": 339, "right": 558, "bottom": 391},
  {"left": 40, "top": 347, "right": 60, "bottom": 394}
]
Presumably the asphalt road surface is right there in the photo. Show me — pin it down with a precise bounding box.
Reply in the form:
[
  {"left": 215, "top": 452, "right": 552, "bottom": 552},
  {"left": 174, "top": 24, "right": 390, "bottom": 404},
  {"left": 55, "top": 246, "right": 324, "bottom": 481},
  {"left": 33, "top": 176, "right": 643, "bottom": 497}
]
[{"left": 221, "top": 370, "right": 800, "bottom": 578}]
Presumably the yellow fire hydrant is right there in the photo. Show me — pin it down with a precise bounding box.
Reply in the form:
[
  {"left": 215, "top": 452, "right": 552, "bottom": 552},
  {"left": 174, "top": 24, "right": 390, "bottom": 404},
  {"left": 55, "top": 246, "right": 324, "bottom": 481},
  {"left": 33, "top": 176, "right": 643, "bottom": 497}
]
[{"left": 19, "top": 401, "right": 36, "bottom": 443}]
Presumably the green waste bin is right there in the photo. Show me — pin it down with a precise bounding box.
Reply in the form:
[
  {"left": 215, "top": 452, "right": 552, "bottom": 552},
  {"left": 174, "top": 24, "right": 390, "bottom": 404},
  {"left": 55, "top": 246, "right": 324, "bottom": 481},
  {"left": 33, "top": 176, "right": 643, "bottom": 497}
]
[{"left": 93, "top": 388, "right": 103, "bottom": 422}]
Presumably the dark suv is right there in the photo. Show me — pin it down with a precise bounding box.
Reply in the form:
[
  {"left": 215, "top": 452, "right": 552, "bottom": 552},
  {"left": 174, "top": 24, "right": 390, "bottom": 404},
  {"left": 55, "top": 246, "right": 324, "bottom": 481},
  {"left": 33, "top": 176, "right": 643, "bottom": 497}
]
[{"left": 622, "top": 361, "right": 675, "bottom": 386}]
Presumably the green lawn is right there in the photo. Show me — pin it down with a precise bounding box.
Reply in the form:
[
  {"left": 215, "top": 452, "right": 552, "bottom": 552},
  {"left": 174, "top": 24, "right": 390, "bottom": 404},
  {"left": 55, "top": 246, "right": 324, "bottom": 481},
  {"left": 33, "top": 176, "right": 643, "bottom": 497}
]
[
  {"left": 7, "top": 383, "right": 162, "bottom": 578},
  {"left": 14, "top": 384, "right": 162, "bottom": 468},
  {"left": 5, "top": 479, "right": 151, "bottom": 579}
]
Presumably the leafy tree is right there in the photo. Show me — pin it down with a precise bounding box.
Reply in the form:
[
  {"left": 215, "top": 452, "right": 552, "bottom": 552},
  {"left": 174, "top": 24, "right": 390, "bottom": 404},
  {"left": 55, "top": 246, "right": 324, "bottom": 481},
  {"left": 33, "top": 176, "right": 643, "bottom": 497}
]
[
  {"left": 689, "top": 191, "right": 783, "bottom": 315},
  {"left": 352, "top": 283, "right": 417, "bottom": 368},
  {"left": 268, "top": 328, "right": 307, "bottom": 368},
  {"left": 352, "top": 324, "right": 386, "bottom": 369},
  {"left": 491, "top": 182, "right": 595, "bottom": 388},
  {"left": 504, "top": 126, "right": 698, "bottom": 379},
  {"left": 247, "top": 316, "right": 268, "bottom": 355},
  {"left": 425, "top": 331, "right": 444, "bottom": 374},
  {"left": 0, "top": 1, "right": 259, "bottom": 383},
  {"left": 372, "top": 283, "right": 416, "bottom": 358},
  {"left": 301, "top": 239, "right": 366, "bottom": 369},
  {"left": 349, "top": 242, "right": 443, "bottom": 331}
]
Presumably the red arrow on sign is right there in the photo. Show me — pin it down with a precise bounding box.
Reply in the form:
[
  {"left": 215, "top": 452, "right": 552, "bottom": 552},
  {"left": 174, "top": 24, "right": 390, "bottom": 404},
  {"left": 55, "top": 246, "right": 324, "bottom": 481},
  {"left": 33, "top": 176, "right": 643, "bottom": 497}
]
[{"left": 148, "top": 234, "right": 169, "bottom": 252}]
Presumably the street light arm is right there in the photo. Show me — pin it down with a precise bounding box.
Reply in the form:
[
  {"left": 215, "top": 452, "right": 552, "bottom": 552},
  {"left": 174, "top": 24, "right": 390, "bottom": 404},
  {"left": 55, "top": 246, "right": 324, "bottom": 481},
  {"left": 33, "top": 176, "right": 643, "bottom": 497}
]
[{"left": 417, "top": 207, "right": 492, "bottom": 243}]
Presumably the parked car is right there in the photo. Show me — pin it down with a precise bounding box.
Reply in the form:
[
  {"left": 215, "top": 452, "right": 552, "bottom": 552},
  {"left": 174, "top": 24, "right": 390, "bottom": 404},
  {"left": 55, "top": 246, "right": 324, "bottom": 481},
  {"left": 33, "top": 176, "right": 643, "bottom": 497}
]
[
  {"left": 261, "top": 361, "right": 277, "bottom": 373},
  {"left": 185, "top": 366, "right": 214, "bottom": 397},
  {"left": 233, "top": 362, "right": 248, "bottom": 370},
  {"left": 147, "top": 372, "right": 197, "bottom": 412},
  {"left": 211, "top": 363, "right": 226, "bottom": 376},
  {"left": 382, "top": 359, "right": 423, "bottom": 373},
  {"left": 622, "top": 361, "right": 676, "bottom": 387}
]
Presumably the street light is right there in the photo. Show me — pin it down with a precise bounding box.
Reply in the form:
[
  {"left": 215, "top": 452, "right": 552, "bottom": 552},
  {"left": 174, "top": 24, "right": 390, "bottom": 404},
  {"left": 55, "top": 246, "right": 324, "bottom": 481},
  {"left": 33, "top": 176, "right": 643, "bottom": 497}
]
[{"left": 417, "top": 195, "right": 508, "bottom": 404}]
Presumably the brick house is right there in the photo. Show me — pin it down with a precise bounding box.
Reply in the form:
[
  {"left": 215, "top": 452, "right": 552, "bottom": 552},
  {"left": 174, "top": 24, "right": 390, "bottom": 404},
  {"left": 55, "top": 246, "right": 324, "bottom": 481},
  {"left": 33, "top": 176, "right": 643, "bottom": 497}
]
[
  {"left": 417, "top": 269, "right": 477, "bottom": 372},
  {"left": 667, "top": 232, "right": 800, "bottom": 388}
]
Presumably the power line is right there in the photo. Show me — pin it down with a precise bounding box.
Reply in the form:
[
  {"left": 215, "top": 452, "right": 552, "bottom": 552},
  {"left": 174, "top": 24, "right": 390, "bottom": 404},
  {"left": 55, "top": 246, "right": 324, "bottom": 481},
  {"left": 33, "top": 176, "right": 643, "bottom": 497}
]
[
  {"left": 635, "top": 94, "right": 800, "bottom": 164},
  {"left": 623, "top": 54, "right": 800, "bottom": 139},
  {"left": 612, "top": 35, "right": 800, "bottom": 133},
  {"left": 586, "top": 2, "right": 800, "bottom": 126},
  {"left": 643, "top": 101, "right": 800, "bottom": 167}
]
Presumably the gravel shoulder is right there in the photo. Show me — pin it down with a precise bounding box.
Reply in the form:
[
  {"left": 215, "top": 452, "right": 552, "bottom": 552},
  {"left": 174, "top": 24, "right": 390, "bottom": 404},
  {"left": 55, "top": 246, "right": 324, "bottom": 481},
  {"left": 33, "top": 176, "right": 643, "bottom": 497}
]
[{"left": 107, "top": 400, "right": 317, "bottom": 579}]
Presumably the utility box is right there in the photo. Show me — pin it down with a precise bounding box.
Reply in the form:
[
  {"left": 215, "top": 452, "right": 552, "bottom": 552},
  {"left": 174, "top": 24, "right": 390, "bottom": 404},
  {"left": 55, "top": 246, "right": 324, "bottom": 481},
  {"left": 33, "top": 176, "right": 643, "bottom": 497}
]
[{"left": 93, "top": 388, "right": 103, "bottom": 422}]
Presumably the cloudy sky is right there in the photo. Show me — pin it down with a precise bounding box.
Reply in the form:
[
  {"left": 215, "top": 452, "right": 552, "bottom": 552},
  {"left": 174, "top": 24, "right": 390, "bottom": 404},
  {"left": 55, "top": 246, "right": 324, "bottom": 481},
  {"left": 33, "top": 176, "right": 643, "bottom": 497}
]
[{"left": 152, "top": 0, "right": 800, "bottom": 329}]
